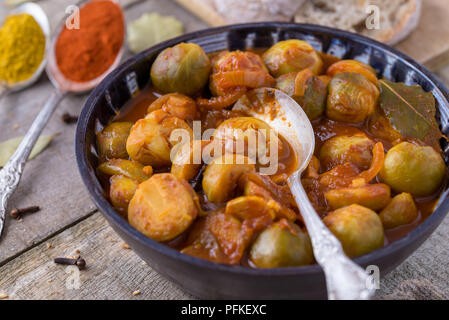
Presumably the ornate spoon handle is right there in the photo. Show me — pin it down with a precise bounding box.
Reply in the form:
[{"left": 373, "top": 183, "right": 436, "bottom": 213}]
[
  {"left": 288, "top": 173, "right": 375, "bottom": 300},
  {"left": 0, "top": 90, "right": 65, "bottom": 238}
]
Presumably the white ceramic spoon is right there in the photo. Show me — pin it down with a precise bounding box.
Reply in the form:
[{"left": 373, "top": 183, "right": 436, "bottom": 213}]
[
  {"left": 0, "top": 3, "right": 50, "bottom": 100},
  {"left": 234, "top": 87, "right": 375, "bottom": 300}
]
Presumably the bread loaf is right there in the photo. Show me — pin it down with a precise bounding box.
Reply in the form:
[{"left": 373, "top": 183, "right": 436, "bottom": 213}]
[
  {"left": 213, "top": 0, "right": 306, "bottom": 23},
  {"left": 294, "top": 0, "right": 422, "bottom": 45}
]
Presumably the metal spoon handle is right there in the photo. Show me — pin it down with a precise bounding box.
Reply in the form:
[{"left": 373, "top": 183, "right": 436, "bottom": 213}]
[
  {"left": 288, "top": 173, "right": 374, "bottom": 300},
  {"left": 0, "top": 90, "right": 65, "bottom": 238}
]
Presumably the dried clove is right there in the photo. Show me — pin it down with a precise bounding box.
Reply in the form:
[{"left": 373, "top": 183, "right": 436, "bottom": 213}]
[
  {"left": 61, "top": 112, "right": 78, "bottom": 124},
  {"left": 54, "top": 256, "right": 86, "bottom": 270},
  {"left": 9, "top": 206, "right": 40, "bottom": 219}
]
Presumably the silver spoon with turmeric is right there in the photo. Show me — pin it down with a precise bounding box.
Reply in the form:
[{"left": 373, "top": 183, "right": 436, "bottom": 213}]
[
  {"left": 234, "top": 87, "right": 375, "bottom": 300},
  {"left": 0, "top": 0, "right": 125, "bottom": 238},
  {"left": 0, "top": 3, "right": 50, "bottom": 100}
]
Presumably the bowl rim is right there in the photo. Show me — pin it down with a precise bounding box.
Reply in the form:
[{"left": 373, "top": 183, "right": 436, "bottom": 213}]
[{"left": 76, "top": 22, "right": 449, "bottom": 277}]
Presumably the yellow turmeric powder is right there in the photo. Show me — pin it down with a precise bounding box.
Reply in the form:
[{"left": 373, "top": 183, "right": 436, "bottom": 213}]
[{"left": 0, "top": 14, "right": 46, "bottom": 85}]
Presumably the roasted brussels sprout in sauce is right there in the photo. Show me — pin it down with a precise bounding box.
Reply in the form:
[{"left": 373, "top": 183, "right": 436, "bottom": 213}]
[
  {"left": 97, "top": 122, "right": 133, "bottom": 161},
  {"left": 380, "top": 142, "right": 446, "bottom": 197},
  {"left": 95, "top": 41, "right": 447, "bottom": 268},
  {"left": 326, "top": 72, "right": 379, "bottom": 123},
  {"left": 250, "top": 219, "right": 314, "bottom": 268},
  {"left": 263, "top": 40, "right": 323, "bottom": 77},
  {"left": 150, "top": 43, "right": 211, "bottom": 95},
  {"left": 275, "top": 70, "right": 327, "bottom": 120},
  {"left": 323, "top": 204, "right": 384, "bottom": 258}
]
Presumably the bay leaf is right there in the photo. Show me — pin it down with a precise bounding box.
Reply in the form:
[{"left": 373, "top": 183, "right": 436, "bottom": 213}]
[
  {"left": 379, "top": 79, "right": 444, "bottom": 151},
  {"left": 127, "top": 13, "right": 184, "bottom": 54},
  {"left": 0, "top": 134, "right": 57, "bottom": 167}
]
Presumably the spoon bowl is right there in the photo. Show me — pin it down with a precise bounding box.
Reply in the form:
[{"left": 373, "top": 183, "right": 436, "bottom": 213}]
[
  {"left": 233, "top": 87, "right": 314, "bottom": 173},
  {"left": 46, "top": 0, "right": 125, "bottom": 93},
  {"left": 1, "top": 2, "right": 51, "bottom": 92}
]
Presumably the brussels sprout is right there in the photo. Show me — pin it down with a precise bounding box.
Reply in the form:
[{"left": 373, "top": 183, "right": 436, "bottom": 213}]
[
  {"left": 275, "top": 72, "right": 296, "bottom": 96},
  {"left": 150, "top": 42, "right": 211, "bottom": 95},
  {"left": 98, "top": 159, "right": 151, "bottom": 183},
  {"left": 325, "top": 183, "right": 391, "bottom": 211},
  {"left": 209, "top": 50, "right": 274, "bottom": 97},
  {"left": 326, "top": 60, "right": 378, "bottom": 86},
  {"left": 379, "top": 193, "right": 418, "bottom": 229},
  {"left": 323, "top": 204, "right": 384, "bottom": 257},
  {"left": 202, "top": 154, "right": 255, "bottom": 203},
  {"left": 96, "top": 122, "right": 133, "bottom": 160},
  {"left": 326, "top": 73, "right": 379, "bottom": 123},
  {"left": 147, "top": 93, "right": 198, "bottom": 121},
  {"left": 128, "top": 173, "right": 198, "bottom": 241},
  {"left": 276, "top": 72, "right": 327, "bottom": 120},
  {"left": 380, "top": 142, "right": 446, "bottom": 197},
  {"left": 262, "top": 40, "right": 323, "bottom": 77},
  {"left": 126, "top": 110, "right": 193, "bottom": 168},
  {"left": 213, "top": 116, "right": 283, "bottom": 157},
  {"left": 249, "top": 220, "right": 314, "bottom": 268},
  {"left": 297, "top": 75, "right": 327, "bottom": 120},
  {"left": 109, "top": 175, "right": 139, "bottom": 217},
  {"left": 171, "top": 140, "right": 209, "bottom": 181},
  {"left": 319, "top": 133, "right": 375, "bottom": 171}
]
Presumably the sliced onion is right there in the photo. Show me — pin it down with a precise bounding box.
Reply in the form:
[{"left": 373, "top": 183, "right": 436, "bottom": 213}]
[
  {"left": 357, "top": 142, "right": 385, "bottom": 183},
  {"left": 212, "top": 71, "right": 275, "bottom": 89},
  {"left": 294, "top": 68, "right": 313, "bottom": 97},
  {"left": 196, "top": 87, "right": 247, "bottom": 110}
]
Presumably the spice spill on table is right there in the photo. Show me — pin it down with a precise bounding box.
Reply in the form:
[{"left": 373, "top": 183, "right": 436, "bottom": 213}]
[{"left": 132, "top": 290, "right": 141, "bottom": 296}]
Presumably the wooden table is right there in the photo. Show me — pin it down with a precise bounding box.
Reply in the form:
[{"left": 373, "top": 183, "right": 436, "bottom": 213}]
[{"left": 0, "top": 0, "right": 448, "bottom": 300}]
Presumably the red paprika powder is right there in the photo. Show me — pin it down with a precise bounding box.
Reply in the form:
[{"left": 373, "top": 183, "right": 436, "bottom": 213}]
[{"left": 55, "top": 0, "right": 124, "bottom": 82}]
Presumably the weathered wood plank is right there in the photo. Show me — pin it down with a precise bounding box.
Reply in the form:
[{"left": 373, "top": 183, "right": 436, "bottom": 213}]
[
  {"left": 395, "top": 0, "right": 449, "bottom": 71},
  {"left": 0, "top": 213, "right": 192, "bottom": 299},
  {"left": 376, "top": 214, "right": 449, "bottom": 299},
  {"left": 0, "top": 0, "right": 207, "bottom": 264},
  {"left": 0, "top": 211, "right": 447, "bottom": 299}
]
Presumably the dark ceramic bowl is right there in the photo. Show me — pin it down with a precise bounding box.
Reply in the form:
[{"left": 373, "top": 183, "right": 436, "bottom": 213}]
[{"left": 76, "top": 23, "right": 449, "bottom": 299}]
